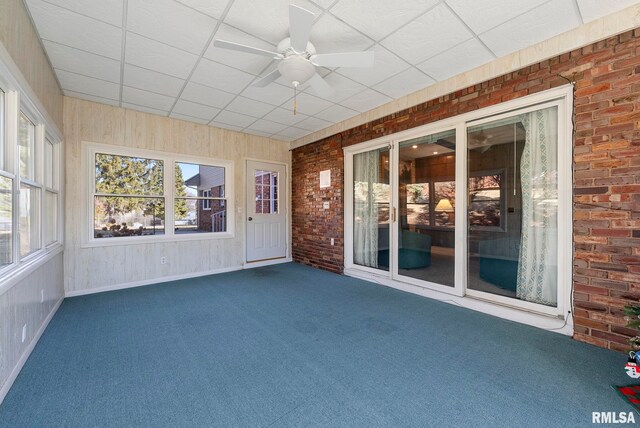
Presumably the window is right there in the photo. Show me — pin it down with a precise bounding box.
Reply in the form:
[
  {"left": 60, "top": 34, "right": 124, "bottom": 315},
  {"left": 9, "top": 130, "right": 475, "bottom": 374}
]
[
  {"left": 18, "top": 113, "right": 41, "bottom": 257},
  {"left": 94, "top": 153, "right": 165, "bottom": 238},
  {"left": 254, "top": 170, "right": 280, "bottom": 214},
  {"left": 176, "top": 162, "right": 227, "bottom": 234},
  {"left": 87, "top": 145, "right": 232, "bottom": 242},
  {"left": 45, "top": 140, "right": 59, "bottom": 245},
  {"left": 0, "top": 89, "right": 11, "bottom": 267}
]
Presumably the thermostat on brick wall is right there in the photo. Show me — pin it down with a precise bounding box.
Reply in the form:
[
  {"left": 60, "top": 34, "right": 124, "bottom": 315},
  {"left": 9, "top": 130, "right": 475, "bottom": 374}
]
[{"left": 319, "top": 169, "right": 331, "bottom": 188}]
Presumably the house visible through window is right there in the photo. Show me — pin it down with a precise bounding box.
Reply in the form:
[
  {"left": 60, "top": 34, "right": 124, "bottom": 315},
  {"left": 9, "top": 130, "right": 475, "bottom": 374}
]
[{"left": 176, "top": 162, "right": 227, "bottom": 234}]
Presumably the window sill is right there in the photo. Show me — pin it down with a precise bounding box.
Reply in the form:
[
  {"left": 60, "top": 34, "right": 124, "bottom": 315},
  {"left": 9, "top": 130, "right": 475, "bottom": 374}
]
[
  {"left": 81, "top": 231, "right": 235, "bottom": 248},
  {"left": 0, "top": 244, "right": 63, "bottom": 296}
]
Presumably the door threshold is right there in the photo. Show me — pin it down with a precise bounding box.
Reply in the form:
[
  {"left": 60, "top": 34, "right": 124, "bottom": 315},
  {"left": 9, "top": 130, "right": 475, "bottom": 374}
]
[{"left": 244, "top": 257, "right": 291, "bottom": 269}]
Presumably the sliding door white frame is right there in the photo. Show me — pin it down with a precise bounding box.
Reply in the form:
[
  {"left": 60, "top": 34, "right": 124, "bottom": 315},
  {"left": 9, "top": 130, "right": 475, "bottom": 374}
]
[{"left": 343, "top": 85, "right": 573, "bottom": 332}]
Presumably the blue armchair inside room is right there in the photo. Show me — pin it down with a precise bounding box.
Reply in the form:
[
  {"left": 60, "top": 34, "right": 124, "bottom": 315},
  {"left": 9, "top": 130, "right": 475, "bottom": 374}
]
[
  {"left": 377, "top": 228, "right": 432, "bottom": 269},
  {"left": 478, "top": 237, "right": 520, "bottom": 291}
]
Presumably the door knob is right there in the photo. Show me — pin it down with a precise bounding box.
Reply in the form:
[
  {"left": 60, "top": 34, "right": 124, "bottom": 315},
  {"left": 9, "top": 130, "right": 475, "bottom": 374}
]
[{"left": 248, "top": 217, "right": 253, "bottom": 221}]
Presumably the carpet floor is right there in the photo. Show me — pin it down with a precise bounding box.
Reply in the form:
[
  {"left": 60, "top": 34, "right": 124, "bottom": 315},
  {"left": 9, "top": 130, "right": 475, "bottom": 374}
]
[{"left": 0, "top": 263, "right": 634, "bottom": 427}]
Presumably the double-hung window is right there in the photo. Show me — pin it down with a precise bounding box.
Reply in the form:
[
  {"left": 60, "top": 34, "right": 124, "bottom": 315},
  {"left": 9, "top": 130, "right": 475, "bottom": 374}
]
[
  {"left": 18, "top": 113, "right": 41, "bottom": 257},
  {"left": 0, "top": 89, "right": 11, "bottom": 268},
  {"left": 86, "top": 143, "right": 233, "bottom": 244}
]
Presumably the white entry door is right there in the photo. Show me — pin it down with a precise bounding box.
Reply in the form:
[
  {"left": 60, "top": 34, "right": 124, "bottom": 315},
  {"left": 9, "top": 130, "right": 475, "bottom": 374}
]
[{"left": 246, "top": 160, "right": 287, "bottom": 262}]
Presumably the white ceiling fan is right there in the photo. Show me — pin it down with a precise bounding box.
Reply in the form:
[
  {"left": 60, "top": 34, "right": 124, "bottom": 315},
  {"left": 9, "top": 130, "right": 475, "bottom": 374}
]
[{"left": 213, "top": 4, "right": 374, "bottom": 103}]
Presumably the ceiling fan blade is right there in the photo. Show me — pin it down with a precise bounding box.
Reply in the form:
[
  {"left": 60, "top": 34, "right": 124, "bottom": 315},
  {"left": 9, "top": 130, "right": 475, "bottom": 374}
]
[
  {"left": 213, "top": 39, "right": 280, "bottom": 58},
  {"left": 311, "top": 51, "right": 374, "bottom": 68},
  {"left": 253, "top": 69, "right": 282, "bottom": 88},
  {"left": 289, "top": 4, "right": 315, "bottom": 53},
  {"left": 308, "top": 73, "right": 334, "bottom": 99}
]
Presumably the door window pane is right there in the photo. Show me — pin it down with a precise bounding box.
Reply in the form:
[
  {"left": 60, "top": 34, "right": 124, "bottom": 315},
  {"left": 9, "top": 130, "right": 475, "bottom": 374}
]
[
  {"left": 467, "top": 106, "right": 558, "bottom": 307},
  {"left": 0, "top": 176, "right": 12, "bottom": 266},
  {"left": 255, "top": 170, "right": 278, "bottom": 214},
  {"left": 353, "top": 147, "right": 390, "bottom": 270},
  {"left": 20, "top": 184, "right": 40, "bottom": 256},
  {"left": 398, "top": 130, "right": 456, "bottom": 286},
  {"left": 19, "top": 113, "right": 35, "bottom": 180}
]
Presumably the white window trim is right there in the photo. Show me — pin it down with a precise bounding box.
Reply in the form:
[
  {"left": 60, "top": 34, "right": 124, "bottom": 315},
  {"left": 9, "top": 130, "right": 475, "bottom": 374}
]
[
  {"left": 82, "top": 142, "right": 235, "bottom": 248},
  {"left": 0, "top": 55, "right": 64, "bottom": 291},
  {"left": 343, "top": 85, "right": 573, "bottom": 334},
  {"left": 201, "top": 190, "right": 212, "bottom": 210}
]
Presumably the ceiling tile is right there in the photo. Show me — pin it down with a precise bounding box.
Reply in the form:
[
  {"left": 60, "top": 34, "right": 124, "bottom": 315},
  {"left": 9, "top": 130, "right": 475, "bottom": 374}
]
[
  {"left": 373, "top": 67, "right": 436, "bottom": 99},
  {"left": 169, "top": 112, "right": 210, "bottom": 124},
  {"left": 56, "top": 69, "right": 120, "bottom": 100},
  {"left": 191, "top": 58, "right": 257, "bottom": 93},
  {"left": 224, "top": 0, "right": 321, "bottom": 45},
  {"left": 205, "top": 24, "right": 277, "bottom": 75},
  {"left": 174, "top": 0, "right": 230, "bottom": 19},
  {"left": 36, "top": 0, "right": 124, "bottom": 27},
  {"left": 225, "top": 96, "right": 275, "bottom": 118},
  {"left": 294, "top": 116, "right": 332, "bottom": 132},
  {"left": 284, "top": 93, "right": 332, "bottom": 116},
  {"left": 340, "top": 88, "right": 392, "bottom": 112},
  {"left": 246, "top": 119, "right": 288, "bottom": 134},
  {"left": 480, "top": 0, "right": 581, "bottom": 58},
  {"left": 210, "top": 122, "right": 244, "bottom": 132},
  {"left": 122, "top": 102, "right": 169, "bottom": 116},
  {"left": 314, "top": 104, "right": 357, "bottom": 123},
  {"left": 380, "top": 3, "right": 473, "bottom": 64},
  {"left": 122, "top": 86, "right": 175, "bottom": 111},
  {"left": 213, "top": 110, "right": 257, "bottom": 128},
  {"left": 125, "top": 32, "right": 199, "bottom": 78},
  {"left": 330, "top": 0, "right": 438, "bottom": 41},
  {"left": 64, "top": 90, "right": 120, "bottom": 107},
  {"left": 172, "top": 100, "right": 220, "bottom": 120},
  {"left": 262, "top": 107, "right": 308, "bottom": 126},
  {"left": 309, "top": 0, "right": 335, "bottom": 8},
  {"left": 337, "top": 44, "right": 409, "bottom": 87},
  {"left": 417, "top": 38, "right": 494, "bottom": 82},
  {"left": 27, "top": 0, "right": 122, "bottom": 59},
  {"left": 577, "top": 0, "right": 640, "bottom": 23},
  {"left": 446, "top": 0, "right": 548, "bottom": 34},
  {"left": 43, "top": 40, "right": 121, "bottom": 83},
  {"left": 303, "top": 72, "right": 365, "bottom": 103},
  {"left": 309, "top": 13, "right": 373, "bottom": 54},
  {"left": 180, "top": 82, "right": 235, "bottom": 109},
  {"left": 123, "top": 64, "right": 184, "bottom": 97},
  {"left": 274, "top": 126, "right": 309, "bottom": 139},
  {"left": 241, "top": 83, "right": 293, "bottom": 106},
  {"left": 127, "top": 0, "right": 217, "bottom": 54}
]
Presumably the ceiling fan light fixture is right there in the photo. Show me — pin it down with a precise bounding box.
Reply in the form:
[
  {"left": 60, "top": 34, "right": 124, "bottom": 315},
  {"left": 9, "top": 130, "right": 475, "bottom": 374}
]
[{"left": 277, "top": 56, "right": 316, "bottom": 86}]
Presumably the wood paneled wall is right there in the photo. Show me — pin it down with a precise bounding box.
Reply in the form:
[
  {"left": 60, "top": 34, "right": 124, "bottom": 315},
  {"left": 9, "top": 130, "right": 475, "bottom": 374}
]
[{"left": 63, "top": 97, "right": 291, "bottom": 294}]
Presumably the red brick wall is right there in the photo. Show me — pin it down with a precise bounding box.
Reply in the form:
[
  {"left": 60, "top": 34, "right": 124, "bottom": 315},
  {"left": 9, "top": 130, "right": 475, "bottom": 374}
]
[{"left": 292, "top": 29, "right": 640, "bottom": 351}]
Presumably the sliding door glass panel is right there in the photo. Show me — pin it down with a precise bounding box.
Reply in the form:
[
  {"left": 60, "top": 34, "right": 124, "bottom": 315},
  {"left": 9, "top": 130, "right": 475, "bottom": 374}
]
[
  {"left": 353, "top": 147, "right": 390, "bottom": 271},
  {"left": 467, "top": 106, "right": 558, "bottom": 307},
  {"left": 398, "top": 130, "right": 456, "bottom": 287}
]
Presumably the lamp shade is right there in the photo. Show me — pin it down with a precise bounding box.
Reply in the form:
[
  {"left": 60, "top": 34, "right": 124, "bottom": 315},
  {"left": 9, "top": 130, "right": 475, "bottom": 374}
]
[{"left": 435, "top": 198, "right": 454, "bottom": 212}]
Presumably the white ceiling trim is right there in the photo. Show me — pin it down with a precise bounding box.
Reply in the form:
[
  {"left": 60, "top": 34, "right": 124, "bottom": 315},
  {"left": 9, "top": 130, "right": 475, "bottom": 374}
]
[{"left": 290, "top": 3, "right": 640, "bottom": 149}]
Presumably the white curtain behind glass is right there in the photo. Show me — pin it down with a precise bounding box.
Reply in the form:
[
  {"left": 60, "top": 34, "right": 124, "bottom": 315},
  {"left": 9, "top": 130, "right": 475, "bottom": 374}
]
[
  {"left": 517, "top": 107, "right": 558, "bottom": 306},
  {"left": 353, "top": 150, "right": 379, "bottom": 268}
]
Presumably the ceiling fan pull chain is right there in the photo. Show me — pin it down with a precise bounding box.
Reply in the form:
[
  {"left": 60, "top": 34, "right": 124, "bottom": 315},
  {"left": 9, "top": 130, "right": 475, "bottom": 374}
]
[{"left": 293, "top": 81, "right": 299, "bottom": 115}]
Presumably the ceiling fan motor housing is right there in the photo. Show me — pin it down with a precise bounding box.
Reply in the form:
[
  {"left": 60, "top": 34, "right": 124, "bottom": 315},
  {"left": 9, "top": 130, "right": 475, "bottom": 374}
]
[{"left": 277, "top": 37, "right": 317, "bottom": 85}]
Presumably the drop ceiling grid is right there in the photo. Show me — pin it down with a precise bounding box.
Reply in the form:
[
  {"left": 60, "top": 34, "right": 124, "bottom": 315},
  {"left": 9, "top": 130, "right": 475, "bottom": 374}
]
[{"left": 23, "top": 0, "right": 640, "bottom": 142}]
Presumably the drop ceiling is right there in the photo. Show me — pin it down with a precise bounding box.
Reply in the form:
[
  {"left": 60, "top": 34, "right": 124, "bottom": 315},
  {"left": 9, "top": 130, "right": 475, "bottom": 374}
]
[{"left": 25, "top": 0, "right": 640, "bottom": 142}]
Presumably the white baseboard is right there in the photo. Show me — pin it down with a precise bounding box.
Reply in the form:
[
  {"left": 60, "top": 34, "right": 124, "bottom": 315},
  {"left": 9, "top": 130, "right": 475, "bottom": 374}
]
[
  {"left": 0, "top": 296, "right": 64, "bottom": 405},
  {"left": 244, "top": 257, "right": 292, "bottom": 269},
  {"left": 65, "top": 265, "right": 244, "bottom": 298}
]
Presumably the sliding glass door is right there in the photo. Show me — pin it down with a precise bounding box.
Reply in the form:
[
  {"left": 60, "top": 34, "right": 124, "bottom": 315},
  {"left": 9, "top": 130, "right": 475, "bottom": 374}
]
[
  {"left": 344, "top": 88, "right": 570, "bottom": 318},
  {"left": 466, "top": 105, "right": 559, "bottom": 308},
  {"left": 352, "top": 146, "right": 390, "bottom": 272}
]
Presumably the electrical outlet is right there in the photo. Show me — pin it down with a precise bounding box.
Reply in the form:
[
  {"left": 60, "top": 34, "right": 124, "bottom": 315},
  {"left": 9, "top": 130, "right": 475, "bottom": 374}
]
[
  {"left": 40, "top": 289, "right": 44, "bottom": 303},
  {"left": 160, "top": 256, "right": 167, "bottom": 264},
  {"left": 323, "top": 201, "right": 330, "bottom": 209},
  {"left": 21, "top": 324, "right": 27, "bottom": 343},
  {"left": 331, "top": 238, "right": 335, "bottom": 246}
]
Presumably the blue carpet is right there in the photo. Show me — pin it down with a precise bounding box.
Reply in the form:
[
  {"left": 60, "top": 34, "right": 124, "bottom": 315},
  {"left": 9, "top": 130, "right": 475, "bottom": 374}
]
[{"left": 0, "top": 263, "right": 634, "bottom": 427}]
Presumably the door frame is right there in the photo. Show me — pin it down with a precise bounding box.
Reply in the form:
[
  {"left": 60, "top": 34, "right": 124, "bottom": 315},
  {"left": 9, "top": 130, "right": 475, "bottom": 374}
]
[{"left": 244, "top": 158, "right": 291, "bottom": 267}]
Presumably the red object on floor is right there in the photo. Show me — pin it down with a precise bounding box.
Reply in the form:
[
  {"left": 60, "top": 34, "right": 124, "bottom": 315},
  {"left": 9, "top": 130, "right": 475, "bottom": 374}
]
[{"left": 616, "top": 385, "right": 640, "bottom": 411}]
